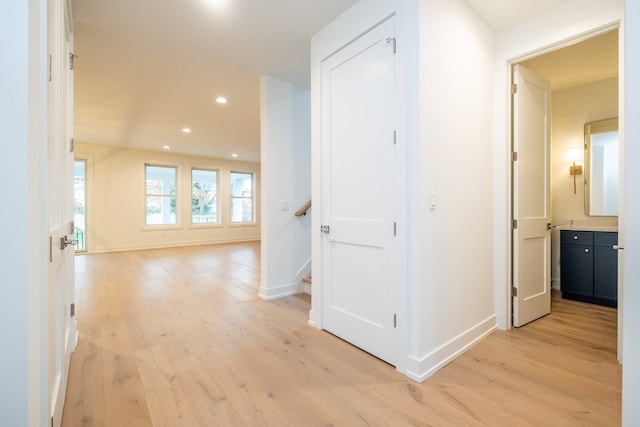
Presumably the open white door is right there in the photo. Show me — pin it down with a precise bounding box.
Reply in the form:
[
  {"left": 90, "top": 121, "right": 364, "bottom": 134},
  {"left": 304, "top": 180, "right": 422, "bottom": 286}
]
[
  {"left": 320, "top": 17, "right": 396, "bottom": 364},
  {"left": 47, "top": 0, "right": 76, "bottom": 425},
  {"left": 513, "top": 64, "right": 552, "bottom": 327}
]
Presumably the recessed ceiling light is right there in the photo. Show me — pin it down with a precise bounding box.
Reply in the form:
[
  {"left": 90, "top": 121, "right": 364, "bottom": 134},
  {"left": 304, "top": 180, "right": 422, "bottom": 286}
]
[
  {"left": 203, "top": 0, "right": 228, "bottom": 10},
  {"left": 182, "top": 128, "right": 192, "bottom": 133},
  {"left": 163, "top": 145, "right": 171, "bottom": 150},
  {"left": 216, "top": 97, "right": 228, "bottom": 104},
  {"left": 231, "top": 153, "right": 238, "bottom": 158}
]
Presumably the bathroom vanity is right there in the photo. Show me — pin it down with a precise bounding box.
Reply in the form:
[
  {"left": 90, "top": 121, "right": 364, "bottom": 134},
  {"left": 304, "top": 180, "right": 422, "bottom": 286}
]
[{"left": 560, "top": 229, "right": 618, "bottom": 308}]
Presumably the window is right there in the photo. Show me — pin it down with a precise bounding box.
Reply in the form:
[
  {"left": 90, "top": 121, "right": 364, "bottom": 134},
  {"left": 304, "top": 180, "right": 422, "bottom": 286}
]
[
  {"left": 230, "top": 172, "right": 254, "bottom": 223},
  {"left": 192, "top": 169, "right": 218, "bottom": 224},
  {"left": 145, "top": 165, "right": 177, "bottom": 225},
  {"left": 73, "top": 160, "right": 87, "bottom": 252}
]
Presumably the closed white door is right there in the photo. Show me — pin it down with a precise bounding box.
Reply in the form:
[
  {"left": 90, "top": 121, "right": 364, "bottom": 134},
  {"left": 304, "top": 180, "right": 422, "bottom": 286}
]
[
  {"left": 320, "top": 17, "right": 396, "bottom": 364},
  {"left": 512, "top": 64, "right": 552, "bottom": 327},
  {"left": 47, "top": 0, "right": 76, "bottom": 424}
]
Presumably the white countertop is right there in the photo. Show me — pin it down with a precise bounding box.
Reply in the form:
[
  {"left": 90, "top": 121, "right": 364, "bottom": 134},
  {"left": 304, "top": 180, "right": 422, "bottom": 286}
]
[
  {"left": 556, "top": 220, "right": 618, "bottom": 232},
  {"left": 557, "top": 225, "right": 618, "bottom": 232}
]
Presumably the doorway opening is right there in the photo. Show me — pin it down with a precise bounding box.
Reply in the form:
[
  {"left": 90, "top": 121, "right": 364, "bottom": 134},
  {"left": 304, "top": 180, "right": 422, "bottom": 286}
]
[{"left": 510, "top": 27, "right": 620, "bottom": 328}]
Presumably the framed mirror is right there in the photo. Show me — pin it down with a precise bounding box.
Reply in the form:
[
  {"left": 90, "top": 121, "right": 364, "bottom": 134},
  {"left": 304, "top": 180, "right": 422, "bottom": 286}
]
[{"left": 584, "top": 117, "right": 619, "bottom": 216}]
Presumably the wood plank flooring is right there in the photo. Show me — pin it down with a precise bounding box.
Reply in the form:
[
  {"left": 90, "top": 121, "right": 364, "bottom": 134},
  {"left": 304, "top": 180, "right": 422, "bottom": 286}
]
[{"left": 62, "top": 242, "right": 621, "bottom": 426}]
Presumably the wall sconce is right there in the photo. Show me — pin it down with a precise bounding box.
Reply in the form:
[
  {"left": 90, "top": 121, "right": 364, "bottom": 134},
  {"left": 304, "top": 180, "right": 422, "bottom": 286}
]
[{"left": 568, "top": 148, "right": 583, "bottom": 194}]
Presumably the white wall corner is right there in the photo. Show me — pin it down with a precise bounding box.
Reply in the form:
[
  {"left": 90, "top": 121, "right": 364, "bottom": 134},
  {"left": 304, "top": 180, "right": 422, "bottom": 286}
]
[
  {"left": 260, "top": 75, "right": 311, "bottom": 302},
  {"left": 404, "top": 315, "right": 497, "bottom": 382}
]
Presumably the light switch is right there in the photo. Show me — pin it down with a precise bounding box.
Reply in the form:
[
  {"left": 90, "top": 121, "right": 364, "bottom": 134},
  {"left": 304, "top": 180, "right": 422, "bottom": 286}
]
[{"left": 280, "top": 201, "right": 290, "bottom": 212}]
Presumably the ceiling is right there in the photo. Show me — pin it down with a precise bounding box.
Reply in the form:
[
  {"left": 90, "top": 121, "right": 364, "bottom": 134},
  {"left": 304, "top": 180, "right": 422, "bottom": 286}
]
[
  {"left": 72, "top": 0, "right": 360, "bottom": 162},
  {"left": 520, "top": 29, "right": 618, "bottom": 91},
  {"left": 461, "top": 0, "right": 574, "bottom": 32},
  {"left": 72, "top": 0, "right": 615, "bottom": 162}
]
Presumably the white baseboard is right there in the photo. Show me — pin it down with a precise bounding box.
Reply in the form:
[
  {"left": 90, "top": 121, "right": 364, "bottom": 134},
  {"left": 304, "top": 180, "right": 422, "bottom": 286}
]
[
  {"left": 90, "top": 237, "right": 260, "bottom": 254},
  {"left": 405, "top": 315, "right": 497, "bottom": 382},
  {"left": 308, "top": 309, "right": 321, "bottom": 329},
  {"left": 258, "top": 282, "right": 299, "bottom": 301}
]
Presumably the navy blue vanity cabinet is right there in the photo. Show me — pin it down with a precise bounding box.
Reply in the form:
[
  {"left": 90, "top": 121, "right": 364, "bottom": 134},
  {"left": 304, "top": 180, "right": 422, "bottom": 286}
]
[
  {"left": 560, "top": 230, "right": 617, "bottom": 308},
  {"left": 593, "top": 232, "right": 618, "bottom": 304}
]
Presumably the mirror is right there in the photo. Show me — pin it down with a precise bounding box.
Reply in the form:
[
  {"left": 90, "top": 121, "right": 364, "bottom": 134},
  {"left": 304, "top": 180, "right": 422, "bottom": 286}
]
[{"left": 584, "top": 118, "right": 619, "bottom": 216}]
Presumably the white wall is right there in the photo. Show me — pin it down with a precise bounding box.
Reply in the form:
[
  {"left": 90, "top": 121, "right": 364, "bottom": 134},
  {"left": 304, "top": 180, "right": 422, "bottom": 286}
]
[
  {"left": 310, "top": 0, "right": 496, "bottom": 381},
  {"left": 550, "top": 77, "right": 618, "bottom": 287},
  {"left": 1, "top": 0, "right": 49, "bottom": 425},
  {"left": 551, "top": 77, "right": 618, "bottom": 227},
  {"left": 259, "top": 76, "right": 311, "bottom": 300},
  {"left": 75, "top": 142, "right": 260, "bottom": 253},
  {"left": 622, "top": 1, "right": 640, "bottom": 424},
  {"left": 492, "top": 0, "right": 624, "bottom": 329},
  {"left": 409, "top": 0, "right": 497, "bottom": 380}
]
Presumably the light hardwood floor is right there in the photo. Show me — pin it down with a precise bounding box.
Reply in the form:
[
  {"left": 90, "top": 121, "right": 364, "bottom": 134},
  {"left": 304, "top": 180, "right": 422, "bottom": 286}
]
[{"left": 62, "top": 242, "right": 621, "bottom": 426}]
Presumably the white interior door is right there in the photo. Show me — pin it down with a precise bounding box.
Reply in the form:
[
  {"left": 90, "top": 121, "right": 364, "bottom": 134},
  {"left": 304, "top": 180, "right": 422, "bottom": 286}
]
[
  {"left": 320, "top": 17, "right": 396, "bottom": 364},
  {"left": 48, "top": 0, "right": 76, "bottom": 425},
  {"left": 513, "top": 64, "right": 552, "bottom": 327}
]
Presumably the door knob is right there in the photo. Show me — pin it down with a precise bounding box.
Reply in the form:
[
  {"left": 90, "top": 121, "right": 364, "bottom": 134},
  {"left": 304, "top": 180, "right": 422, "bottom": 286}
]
[{"left": 61, "top": 235, "right": 78, "bottom": 249}]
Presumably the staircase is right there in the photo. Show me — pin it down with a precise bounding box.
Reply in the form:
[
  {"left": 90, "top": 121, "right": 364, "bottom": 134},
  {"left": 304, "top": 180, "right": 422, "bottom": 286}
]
[{"left": 302, "top": 276, "right": 312, "bottom": 294}]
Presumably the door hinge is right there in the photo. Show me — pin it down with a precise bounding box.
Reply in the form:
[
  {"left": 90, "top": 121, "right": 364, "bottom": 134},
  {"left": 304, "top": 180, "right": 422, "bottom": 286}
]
[
  {"left": 48, "top": 54, "right": 52, "bottom": 82},
  {"left": 385, "top": 37, "right": 396, "bottom": 53},
  {"left": 49, "top": 236, "right": 53, "bottom": 263},
  {"left": 393, "top": 222, "right": 397, "bottom": 236},
  {"left": 512, "top": 152, "right": 518, "bottom": 162},
  {"left": 512, "top": 83, "right": 518, "bottom": 94},
  {"left": 513, "top": 286, "right": 518, "bottom": 297},
  {"left": 393, "top": 130, "right": 397, "bottom": 145},
  {"left": 70, "top": 138, "right": 74, "bottom": 153},
  {"left": 513, "top": 219, "right": 518, "bottom": 229},
  {"left": 70, "top": 303, "right": 75, "bottom": 317},
  {"left": 393, "top": 313, "right": 397, "bottom": 328},
  {"left": 69, "top": 52, "right": 77, "bottom": 70}
]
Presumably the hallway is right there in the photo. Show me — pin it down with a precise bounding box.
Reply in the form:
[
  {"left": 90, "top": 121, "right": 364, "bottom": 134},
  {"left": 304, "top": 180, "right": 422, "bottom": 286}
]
[{"left": 62, "top": 243, "right": 621, "bottom": 426}]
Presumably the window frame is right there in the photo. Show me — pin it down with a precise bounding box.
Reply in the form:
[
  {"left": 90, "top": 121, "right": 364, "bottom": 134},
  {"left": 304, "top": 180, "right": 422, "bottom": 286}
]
[
  {"left": 229, "top": 170, "right": 256, "bottom": 225},
  {"left": 144, "top": 163, "right": 179, "bottom": 227},
  {"left": 73, "top": 159, "right": 88, "bottom": 252},
  {"left": 190, "top": 167, "right": 221, "bottom": 227}
]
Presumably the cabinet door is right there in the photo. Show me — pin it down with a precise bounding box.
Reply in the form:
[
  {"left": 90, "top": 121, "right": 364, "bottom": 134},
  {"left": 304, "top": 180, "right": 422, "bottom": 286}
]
[
  {"left": 594, "top": 245, "right": 618, "bottom": 301},
  {"left": 561, "top": 245, "right": 593, "bottom": 297}
]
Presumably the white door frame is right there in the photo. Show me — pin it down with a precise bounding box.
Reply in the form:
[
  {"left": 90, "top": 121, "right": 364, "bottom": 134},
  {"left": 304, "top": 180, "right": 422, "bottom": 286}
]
[{"left": 497, "top": 17, "right": 623, "bottom": 351}]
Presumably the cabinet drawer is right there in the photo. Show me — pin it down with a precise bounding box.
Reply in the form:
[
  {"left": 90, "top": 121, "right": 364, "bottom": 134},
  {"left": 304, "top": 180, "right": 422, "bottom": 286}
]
[
  {"left": 561, "top": 230, "right": 593, "bottom": 246},
  {"left": 594, "top": 231, "right": 618, "bottom": 247}
]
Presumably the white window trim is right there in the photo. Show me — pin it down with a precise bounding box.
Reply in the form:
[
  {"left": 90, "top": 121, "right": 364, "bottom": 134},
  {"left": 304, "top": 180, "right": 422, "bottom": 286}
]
[
  {"left": 144, "top": 163, "right": 180, "bottom": 228},
  {"left": 190, "top": 167, "right": 221, "bottom": 227},
  {"left": 229, "top": 170, "right": 256, "bottom": 225}
]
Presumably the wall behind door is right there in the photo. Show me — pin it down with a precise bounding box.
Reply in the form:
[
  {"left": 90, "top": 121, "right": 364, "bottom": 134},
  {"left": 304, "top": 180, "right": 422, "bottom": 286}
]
[{"left": 550, "top": 76, "right": 618, "bottom": 287}]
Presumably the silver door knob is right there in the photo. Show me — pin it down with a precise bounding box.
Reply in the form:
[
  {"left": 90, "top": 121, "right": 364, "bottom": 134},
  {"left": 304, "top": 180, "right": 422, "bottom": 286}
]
[{"left": 61, "top": 235, "right": 78, "bottom": 249}]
